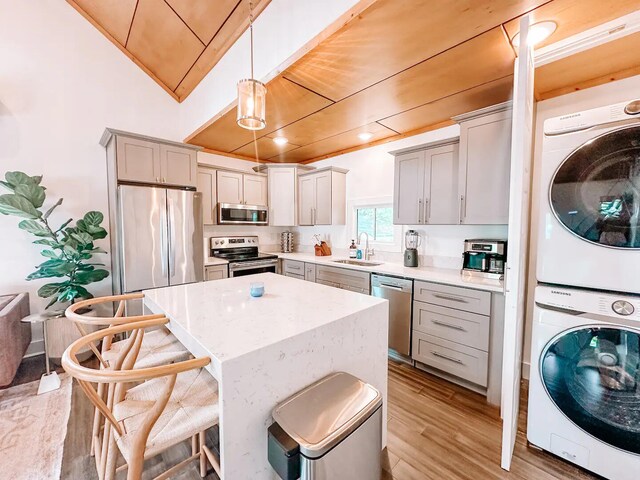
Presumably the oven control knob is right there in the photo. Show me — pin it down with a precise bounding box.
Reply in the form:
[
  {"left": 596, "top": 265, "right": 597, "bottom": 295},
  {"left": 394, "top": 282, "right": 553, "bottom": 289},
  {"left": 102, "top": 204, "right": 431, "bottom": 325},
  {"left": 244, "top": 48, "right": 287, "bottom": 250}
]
[{"left": 612, "top": 300, "right": 634, "bottom": 316}]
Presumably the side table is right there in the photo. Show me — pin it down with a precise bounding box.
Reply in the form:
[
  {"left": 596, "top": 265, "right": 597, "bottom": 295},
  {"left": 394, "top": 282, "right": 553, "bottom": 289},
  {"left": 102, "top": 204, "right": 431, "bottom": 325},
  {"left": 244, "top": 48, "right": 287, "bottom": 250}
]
[{"left": 21, "top": 310, "right": 65, "bottom": 394}]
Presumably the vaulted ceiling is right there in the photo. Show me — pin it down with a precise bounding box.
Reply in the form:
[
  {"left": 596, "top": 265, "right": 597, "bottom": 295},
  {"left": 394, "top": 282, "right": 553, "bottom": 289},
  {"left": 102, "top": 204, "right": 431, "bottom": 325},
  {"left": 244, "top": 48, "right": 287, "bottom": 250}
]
[
  {"left": 185, "top": 0, "right": 640, "bottom": 164},
  {"left": 67, "top": 0, "right": 270, "bottom": 101}
]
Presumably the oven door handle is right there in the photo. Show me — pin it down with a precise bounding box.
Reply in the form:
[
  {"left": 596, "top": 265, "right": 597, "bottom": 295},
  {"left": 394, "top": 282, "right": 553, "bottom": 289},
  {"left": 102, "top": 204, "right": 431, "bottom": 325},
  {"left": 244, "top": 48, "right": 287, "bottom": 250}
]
[{"left": 229, "top": 259, "right": 279, "bottom": 271}]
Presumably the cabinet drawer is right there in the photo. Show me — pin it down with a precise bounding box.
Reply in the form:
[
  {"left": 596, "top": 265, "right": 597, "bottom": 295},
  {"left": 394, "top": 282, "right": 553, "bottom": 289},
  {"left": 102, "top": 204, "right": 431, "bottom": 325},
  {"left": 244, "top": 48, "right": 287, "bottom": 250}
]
[
  {"left": 315, "top": 265, "right": 370, "bottom": 291},
  {"left": 283, "top": 260, "right": 305, "bottom": 275},
  {"left": 412, "top": 331, "right": 488, "bottom": 387},
  {"left": 316, "top": 279, "right": 340, "bottom": 289},
  {"left": 413, "top": 302, "right": 490, "bottom": 351},
  {"left": 284, "top": 272, "right": 305, "bottom": 281},
  {"left": 414, "top": 280, "right": 490, "bottom": 316}
]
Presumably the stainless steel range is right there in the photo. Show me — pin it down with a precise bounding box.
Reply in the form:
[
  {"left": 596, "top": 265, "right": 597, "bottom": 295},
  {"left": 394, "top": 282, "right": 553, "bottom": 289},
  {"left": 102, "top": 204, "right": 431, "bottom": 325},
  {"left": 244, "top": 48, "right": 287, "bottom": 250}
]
[{"left": 208, "top": 236, "right": 278, "bottom": 277}]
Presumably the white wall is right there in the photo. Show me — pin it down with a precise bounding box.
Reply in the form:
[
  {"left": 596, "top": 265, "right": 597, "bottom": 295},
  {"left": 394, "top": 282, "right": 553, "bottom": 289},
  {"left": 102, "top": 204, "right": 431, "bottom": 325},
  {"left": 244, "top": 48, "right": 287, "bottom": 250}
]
[
  {"left": 521, "top": 74, "right": 640, "bottom": 377},
  {"left": 296, "top": 126, "right": 508, "bottom": 266},
  {"left": 0, "top": 0, "right": 186, "bottom": 354}
]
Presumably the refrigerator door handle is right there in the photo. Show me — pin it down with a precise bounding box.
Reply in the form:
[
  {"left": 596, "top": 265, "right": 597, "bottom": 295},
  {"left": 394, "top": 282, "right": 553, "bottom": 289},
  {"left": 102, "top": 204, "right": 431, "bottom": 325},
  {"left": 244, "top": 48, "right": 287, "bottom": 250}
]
[
  {"left": 168, "top": 196, "right": 176, "bottom": 278},
  {"left": 160, "top": 201, "right": 168, "bottom": 277}
]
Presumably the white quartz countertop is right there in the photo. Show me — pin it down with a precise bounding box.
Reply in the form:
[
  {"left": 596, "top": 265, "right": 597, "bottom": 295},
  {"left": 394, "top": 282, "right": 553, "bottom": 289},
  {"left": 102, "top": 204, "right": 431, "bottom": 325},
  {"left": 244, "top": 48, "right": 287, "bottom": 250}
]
[
  {"left": 203, "top": 257, "right": 229, "bottom": 266},
  {"left": 144, "top": 273, "right": 387, "bottom": 365},
  {"left": 274, "top": 252, "right": 504, "bottom": 293}
]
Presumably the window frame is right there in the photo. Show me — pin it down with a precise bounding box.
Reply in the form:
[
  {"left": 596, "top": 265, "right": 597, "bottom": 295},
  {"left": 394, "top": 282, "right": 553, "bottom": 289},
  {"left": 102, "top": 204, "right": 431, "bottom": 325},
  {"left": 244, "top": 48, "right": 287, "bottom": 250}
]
[{"left": 349, "top": 197, "right": 402, "bottom": 252}]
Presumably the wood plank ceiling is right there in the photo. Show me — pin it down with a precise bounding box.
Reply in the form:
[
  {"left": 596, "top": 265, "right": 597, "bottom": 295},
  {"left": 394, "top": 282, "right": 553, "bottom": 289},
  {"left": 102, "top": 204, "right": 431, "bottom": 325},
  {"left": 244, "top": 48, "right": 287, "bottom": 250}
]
[
  {"left": 67, "top": 0, "right": 271, "bottom": 102},
  {"left": 186, "top": 0, "right": 640, "bottom": 164}
]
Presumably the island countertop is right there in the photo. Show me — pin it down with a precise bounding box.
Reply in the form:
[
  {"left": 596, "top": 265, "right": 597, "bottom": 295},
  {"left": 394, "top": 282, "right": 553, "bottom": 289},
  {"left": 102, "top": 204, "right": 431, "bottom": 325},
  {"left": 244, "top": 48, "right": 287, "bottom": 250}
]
[
  {"left": 143, "top": 273, "right": 389, "bottom": 479},
  {"left": 144, "top": 272, "right": 386, "bottom": 368}
]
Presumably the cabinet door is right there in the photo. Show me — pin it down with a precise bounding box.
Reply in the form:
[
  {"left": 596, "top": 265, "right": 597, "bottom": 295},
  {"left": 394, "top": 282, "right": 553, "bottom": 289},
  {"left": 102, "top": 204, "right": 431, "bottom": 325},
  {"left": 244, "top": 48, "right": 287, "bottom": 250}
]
[
  {"left": 269, "top": 168, "right": 296, "bottom": 226},
  {"left": 217, "top": 171, "right": 244, "bottom": 205},
  {"left": 197, "top": 168, "right": 216, "bottom": 225},
  {"left": 298, "top": 175, "right": 315, "bottom": 225},
  {"left": 160, "top": 145, "right": 197, "bottom": 187},
  {"left": 458, "top": 113, "right": 511, "bottom": 224},
  {"left": 116, "top": 136, "right": 161, "bottom": 184},
  {"left": 425, "top": 144, "right": 459, "bottom": 224},
  {"left": 304, "top": 263, "right": 316, "bottom": 282},
  {"left": 393, "top": 151, "right": 425, "bottom": 224},
  {"left": 313, "top": 171, "right": 332, "bottom": 225},
  {"left": 205, "top": 265, "right": 228, "bottom": 280},
  {"left": 243, "top": 174, "right": 268, "bottom": 206}
]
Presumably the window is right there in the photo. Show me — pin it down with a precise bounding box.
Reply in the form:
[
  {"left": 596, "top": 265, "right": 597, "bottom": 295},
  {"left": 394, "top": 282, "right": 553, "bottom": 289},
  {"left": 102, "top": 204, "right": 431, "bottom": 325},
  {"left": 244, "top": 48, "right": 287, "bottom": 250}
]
[{"left": 356, "top": 206, "right": 394, "bottom": 242}]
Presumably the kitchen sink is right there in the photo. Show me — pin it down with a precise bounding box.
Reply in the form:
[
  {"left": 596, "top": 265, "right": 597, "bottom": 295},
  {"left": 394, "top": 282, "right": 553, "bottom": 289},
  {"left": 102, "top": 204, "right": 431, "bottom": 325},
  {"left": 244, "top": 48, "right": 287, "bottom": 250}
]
[{"left": 333, "top": 259, "right": 383, "bottom": 267}]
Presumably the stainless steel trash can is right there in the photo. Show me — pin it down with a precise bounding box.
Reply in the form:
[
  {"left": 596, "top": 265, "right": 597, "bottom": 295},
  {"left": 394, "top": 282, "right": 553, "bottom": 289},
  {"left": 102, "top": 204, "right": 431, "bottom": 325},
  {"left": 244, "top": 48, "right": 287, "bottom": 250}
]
[{"left": 268, "top": 372, "right": 383, "bottom": 480}]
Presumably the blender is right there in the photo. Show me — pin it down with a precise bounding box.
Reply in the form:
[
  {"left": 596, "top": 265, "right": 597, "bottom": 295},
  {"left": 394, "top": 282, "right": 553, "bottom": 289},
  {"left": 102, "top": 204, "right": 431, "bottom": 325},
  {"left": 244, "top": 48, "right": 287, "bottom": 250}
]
[{"left": 404, "top": 230, "right": 421, "bottom": 267}]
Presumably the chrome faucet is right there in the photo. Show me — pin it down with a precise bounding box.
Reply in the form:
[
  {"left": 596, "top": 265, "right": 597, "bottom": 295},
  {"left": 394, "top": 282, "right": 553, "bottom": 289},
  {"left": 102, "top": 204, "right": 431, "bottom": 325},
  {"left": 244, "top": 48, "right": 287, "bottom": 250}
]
[{"left": 358, "top": 232, "right": 374, "bottom": 261}]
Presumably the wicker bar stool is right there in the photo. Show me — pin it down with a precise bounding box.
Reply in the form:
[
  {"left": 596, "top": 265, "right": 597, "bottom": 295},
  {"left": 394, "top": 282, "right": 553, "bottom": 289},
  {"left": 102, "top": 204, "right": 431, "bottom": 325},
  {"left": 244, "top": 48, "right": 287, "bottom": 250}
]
[
  {"left": 62, "top": 318, "right": 221, "bottom": 480},
  {"left": 65, "top": 293, "right": 192, "bottom": 475}
]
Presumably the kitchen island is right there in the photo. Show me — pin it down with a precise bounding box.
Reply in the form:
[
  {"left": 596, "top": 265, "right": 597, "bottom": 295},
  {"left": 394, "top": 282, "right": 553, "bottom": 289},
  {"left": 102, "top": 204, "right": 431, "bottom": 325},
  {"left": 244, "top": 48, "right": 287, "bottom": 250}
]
[{"left": 144, "top": 273, "right": 389, "bottom": 480}]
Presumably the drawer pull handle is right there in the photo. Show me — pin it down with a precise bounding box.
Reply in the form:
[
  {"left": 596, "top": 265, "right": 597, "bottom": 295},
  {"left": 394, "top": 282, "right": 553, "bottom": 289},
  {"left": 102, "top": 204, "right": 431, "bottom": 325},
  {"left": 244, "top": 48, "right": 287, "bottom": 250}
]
[
  {"left": 432, "top": 293, "right": 468, "bottom": 303},
  {"left": 431, "top": 351, "right": 464, "bottom": 365},
  {"left": 288, "top": 265, "right": 301, "bottom": 270},
  {"left": 432, "top": 320, "right": 466, "bottom": 331}
]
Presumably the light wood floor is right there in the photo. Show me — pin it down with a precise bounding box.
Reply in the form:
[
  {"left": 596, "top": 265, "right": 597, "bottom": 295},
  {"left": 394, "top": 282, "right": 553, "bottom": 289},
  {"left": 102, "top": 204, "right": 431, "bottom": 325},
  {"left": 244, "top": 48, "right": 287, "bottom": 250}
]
[{"left": 9, "top": 355, "right": 600, "bottom": 479}]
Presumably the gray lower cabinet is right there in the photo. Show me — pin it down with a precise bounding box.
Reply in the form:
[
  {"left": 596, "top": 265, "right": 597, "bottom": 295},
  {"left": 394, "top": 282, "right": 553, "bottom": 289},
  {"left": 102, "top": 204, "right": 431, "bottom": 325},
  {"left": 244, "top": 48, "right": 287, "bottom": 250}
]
[
  {"left": 412, "top": 279, "right": 503, "bottom": 403},
  {"left": 305, "top": 263, "right": 316, "bottom": 282},
  {"left": 204, "top": 264, "right": 228, "bottom": 280},
  {"left": 283, "top": 259, "right": 305, "bottom": 277},
  {"left": 315, "top": 265, "right": 370, "bottom": 294}
]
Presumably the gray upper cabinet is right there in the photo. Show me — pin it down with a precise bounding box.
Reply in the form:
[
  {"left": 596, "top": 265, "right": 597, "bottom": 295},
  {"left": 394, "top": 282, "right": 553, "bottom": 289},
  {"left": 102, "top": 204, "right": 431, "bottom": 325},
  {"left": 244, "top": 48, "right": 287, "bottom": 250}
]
[
  {"left": 217, "top": 170, "right": 267, "bottom": 206},
  {"left": 393, "top": 140, "right": 459, "bottom": 225},
  {"left": 456, "top": 105, "right": 512, "bottom": 225},
  {"left": 160, "top": 145, "right": 197, "bottom": 187},
  {"left": 393, "top": 150, "right": 424, "bottom": 225},
  {"left": 116, "top": 136, "right": 161, "bottom": 184},
  {"left": 217, "top": 170, "right": 244, "bottom": 204},
  {"left": 425, "top": 143, "right": 459, "bottom": 224},
  {"left": 243, "top": 174, "right": 268, "bottom": 206},
  {"left": 298, "top": 167, "right": 347, "bottom": 226},
  {"left": 197, "top": 167, "right": 216, "bottom": 225},
  {"left": 104, "top": 129, "right": 200, "bottom": 188},
  {"left": 268, "top": 167, "right": 298, "bottom": 226}
]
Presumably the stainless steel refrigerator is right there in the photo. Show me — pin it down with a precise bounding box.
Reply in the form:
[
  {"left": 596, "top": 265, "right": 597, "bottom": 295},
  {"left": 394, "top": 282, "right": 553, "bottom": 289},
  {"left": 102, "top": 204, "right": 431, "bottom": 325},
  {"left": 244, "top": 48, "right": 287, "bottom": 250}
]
[{"left": 113, "top": 185, "right": 203, "bottom": 293}]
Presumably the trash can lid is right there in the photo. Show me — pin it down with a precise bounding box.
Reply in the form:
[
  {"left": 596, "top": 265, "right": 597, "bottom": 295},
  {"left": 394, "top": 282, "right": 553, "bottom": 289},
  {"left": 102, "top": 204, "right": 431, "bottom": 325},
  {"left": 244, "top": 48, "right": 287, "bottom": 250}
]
[{"left": 272, "top": 372, "right": 382, "bottom": 459}]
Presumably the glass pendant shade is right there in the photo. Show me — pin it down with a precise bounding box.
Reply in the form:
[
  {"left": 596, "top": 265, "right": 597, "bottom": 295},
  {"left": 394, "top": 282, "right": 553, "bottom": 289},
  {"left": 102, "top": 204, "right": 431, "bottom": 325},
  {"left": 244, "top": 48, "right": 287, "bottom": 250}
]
[{"left": 237, "top": 78, "right": 267, "bottom": 130}]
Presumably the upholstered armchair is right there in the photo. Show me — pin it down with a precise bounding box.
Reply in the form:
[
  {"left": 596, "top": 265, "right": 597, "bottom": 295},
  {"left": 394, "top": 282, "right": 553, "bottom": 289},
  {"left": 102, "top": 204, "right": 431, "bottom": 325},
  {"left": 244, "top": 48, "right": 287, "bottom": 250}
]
[{"left": 0, "top": 293, "right": 31, "bottom": 387}]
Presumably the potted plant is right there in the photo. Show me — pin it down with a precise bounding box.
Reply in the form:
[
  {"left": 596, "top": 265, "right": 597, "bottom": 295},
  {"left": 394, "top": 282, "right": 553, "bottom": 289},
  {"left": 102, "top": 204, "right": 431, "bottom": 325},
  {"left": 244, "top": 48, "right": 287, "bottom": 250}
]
[{"left": 0, "top": 171, "right": 109, "bottom": 359}]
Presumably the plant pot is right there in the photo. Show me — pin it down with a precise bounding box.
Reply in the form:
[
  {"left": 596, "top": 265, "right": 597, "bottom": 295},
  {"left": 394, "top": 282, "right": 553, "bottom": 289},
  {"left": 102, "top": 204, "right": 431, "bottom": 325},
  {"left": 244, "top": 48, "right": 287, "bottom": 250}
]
[{"left": 47, "top": 307, "right": 99, "bottom": 366}]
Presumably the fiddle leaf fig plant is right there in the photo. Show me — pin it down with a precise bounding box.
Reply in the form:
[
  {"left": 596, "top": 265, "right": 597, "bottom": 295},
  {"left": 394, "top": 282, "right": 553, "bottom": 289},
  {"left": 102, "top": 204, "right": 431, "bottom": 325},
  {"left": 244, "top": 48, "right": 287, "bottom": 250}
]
[{"left": 0, "top": 171, "right": 109, "bottom": 308}]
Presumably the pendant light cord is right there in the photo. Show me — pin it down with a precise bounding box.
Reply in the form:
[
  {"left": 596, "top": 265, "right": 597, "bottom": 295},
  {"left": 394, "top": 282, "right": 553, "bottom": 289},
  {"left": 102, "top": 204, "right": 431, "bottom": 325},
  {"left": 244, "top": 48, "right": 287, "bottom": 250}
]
[{"left": 249, "top": 1, "right": 254, "bottom": 80}]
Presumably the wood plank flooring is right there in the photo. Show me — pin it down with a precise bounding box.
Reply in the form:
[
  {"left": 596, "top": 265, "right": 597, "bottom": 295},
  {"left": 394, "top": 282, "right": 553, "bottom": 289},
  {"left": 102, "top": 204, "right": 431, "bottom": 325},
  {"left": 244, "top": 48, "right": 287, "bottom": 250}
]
[
  {"left": 8, "top": 355, "right": 600, "bottom": 479},
  {"left": 383, "top": 360, "right": 599, "bottom": 480}
]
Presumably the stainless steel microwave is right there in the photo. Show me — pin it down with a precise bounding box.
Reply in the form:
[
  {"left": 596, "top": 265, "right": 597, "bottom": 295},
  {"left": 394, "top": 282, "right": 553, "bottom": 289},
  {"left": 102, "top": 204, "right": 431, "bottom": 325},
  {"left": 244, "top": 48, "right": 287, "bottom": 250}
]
[{"left": 217, "top": 203, "right": 269, "bottom": 225}]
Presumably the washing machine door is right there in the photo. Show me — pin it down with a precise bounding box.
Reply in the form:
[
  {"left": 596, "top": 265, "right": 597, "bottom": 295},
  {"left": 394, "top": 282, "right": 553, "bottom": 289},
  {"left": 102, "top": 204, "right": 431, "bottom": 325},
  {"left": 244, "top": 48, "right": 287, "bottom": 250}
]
[
  {"left": 541, "top": 325, "right": 640, "bottom": 454},
  {"left": 550, "top": 124, "right": 640, "bottom": 249}
]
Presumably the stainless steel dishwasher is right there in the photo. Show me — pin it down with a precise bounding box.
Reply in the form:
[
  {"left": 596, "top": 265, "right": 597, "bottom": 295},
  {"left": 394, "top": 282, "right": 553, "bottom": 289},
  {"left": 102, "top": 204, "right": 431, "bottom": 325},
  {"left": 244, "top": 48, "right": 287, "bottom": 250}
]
[{"left": 371, "top": 274, "right": 413, "bottom": 356}]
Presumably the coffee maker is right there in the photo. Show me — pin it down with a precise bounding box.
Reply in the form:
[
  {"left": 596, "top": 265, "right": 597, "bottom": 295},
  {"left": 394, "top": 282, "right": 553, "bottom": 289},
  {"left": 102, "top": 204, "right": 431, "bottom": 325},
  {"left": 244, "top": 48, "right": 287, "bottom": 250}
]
[
  {"left": 462, "top": 239, "right": 507, "bottom": 279},
  {"left": 404, "top": 230, "right": 420, "bottom": 267}
]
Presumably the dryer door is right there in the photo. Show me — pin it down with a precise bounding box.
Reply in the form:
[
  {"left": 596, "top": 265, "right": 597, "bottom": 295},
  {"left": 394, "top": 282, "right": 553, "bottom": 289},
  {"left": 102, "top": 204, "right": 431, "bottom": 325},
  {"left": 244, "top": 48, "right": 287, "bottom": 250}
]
[
  {"left": 541, "top": 325, "right": 640, "bottom": 454},
  {"left": 550, "top": 124, "right": 640, "bottom": 249}
]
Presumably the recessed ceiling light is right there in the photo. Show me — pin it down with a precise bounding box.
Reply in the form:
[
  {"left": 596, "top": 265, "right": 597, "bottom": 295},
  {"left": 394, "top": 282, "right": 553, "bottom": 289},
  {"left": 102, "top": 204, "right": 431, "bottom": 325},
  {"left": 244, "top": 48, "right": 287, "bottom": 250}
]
[
  {"left": 511, "top": 21, "right": 557, "bottom": 48},
  {"left": 273, "top": 136, "right": 288, "bottom": 146},
  {"left": 358, "top": 132, "right": 374, "bottom": 141}
]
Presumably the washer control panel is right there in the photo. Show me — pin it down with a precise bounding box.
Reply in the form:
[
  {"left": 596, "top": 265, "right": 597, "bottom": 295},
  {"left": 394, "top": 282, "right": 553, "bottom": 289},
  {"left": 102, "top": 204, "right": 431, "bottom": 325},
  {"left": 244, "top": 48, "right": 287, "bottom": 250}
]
[{"left": 536, "top": 285, "right": 640, "bottom": 322}]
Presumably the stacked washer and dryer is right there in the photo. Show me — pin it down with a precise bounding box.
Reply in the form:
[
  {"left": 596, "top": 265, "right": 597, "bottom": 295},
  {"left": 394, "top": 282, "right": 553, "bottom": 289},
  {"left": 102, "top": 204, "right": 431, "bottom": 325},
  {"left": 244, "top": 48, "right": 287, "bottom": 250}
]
[{"left": 528, "top": 99, "right": 640, "bottom": 479}]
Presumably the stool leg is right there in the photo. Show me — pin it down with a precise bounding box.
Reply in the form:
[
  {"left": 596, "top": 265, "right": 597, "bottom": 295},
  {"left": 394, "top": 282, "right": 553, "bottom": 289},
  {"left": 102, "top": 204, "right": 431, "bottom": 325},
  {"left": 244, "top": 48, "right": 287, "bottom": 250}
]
[{"left": 199, "top": 431, "right": 207, "bottom": 477}]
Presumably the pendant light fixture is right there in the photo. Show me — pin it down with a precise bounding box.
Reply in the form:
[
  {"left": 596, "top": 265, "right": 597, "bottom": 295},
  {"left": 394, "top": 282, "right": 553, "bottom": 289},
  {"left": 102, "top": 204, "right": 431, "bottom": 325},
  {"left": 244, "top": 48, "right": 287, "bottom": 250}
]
[{"left": 237, "top": 1, "right": 266, "bottom": 130}]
